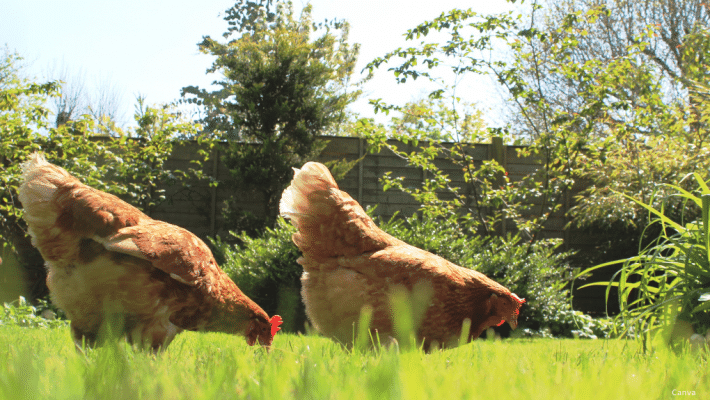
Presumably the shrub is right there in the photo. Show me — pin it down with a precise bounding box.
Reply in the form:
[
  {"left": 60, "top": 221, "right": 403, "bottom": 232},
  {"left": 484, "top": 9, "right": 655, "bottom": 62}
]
[{"left": 1, "top": 296, "right": 68, "bottom": 329}]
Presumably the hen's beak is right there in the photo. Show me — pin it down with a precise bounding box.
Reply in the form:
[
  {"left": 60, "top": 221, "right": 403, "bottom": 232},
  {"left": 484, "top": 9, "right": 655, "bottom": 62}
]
[
  {"left": 507, "top": 316, "right": 519, "bottom": 330},
  {"left": 246, "top": 334, "right": 257, "bottom": 346}
]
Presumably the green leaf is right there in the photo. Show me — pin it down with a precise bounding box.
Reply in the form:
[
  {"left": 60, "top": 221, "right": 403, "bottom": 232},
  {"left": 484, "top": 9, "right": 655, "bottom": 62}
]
[
  {"left": 691, "top": 301, "right": 710, "bottom": 314},
  {"left": 617, "top": 191, "right": 685, "bottom": 232},
  {"left": 703, "top": 194, "right": 710, "bottom": 265}
]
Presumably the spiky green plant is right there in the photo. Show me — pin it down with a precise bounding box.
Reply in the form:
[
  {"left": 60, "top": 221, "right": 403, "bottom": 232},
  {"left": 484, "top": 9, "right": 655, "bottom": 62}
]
[{"left": 576, "top": 173, "right": 710, "bottom": 348}]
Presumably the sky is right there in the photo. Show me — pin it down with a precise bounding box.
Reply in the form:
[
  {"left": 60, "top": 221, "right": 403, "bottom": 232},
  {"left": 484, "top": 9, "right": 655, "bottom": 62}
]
[{"left": 1, "top": 0, "right": 514, "bottom": 128}]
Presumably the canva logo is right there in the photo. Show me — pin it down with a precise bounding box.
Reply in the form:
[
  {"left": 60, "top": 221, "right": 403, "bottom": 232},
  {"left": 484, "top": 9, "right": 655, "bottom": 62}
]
[{"left": 672, "top": 389, "right": 696, "bottom": 396}]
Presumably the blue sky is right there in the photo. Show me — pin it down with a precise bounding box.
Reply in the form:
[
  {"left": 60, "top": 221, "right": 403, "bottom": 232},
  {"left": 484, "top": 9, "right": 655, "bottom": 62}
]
[{"left": 1, "top": 0, "right": 513, "bottom": 127}]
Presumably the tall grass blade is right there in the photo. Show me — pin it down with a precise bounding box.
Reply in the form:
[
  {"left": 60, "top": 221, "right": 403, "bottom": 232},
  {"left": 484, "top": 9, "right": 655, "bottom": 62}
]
[
  {"left": 703, "top": 194, "right": 710, "bottom": 265},
  {"left": 693, "top": 172, "right": 710, "bottom": 195},
  {"left": 388, "top": 285, "right": 415, "bottom": 350},
  {"left": 355, "top": 305, "right": 374, "bottom": 352},
  {"left": 387, "top": 282, "right": 432, "bottom": 351},
  {"left": 618, "top": 192, "right": 684, "bottom": 232},
  {"left": 663, "top": 182, "right": 701, "bottom": 208}
]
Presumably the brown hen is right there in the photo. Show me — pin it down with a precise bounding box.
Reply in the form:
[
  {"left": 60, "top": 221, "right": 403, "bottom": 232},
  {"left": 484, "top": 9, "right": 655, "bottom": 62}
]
[
  {"left": 279, "top": 162, "right": 524, "bottom": 349},
  {"left": 18, "top": 153, "right": 281, "bottom": 350}
]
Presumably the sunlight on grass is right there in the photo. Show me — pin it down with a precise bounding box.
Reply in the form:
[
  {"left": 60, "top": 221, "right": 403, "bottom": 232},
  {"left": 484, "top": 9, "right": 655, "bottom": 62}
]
[{"left": 0, "top": 326, "right": 707, "bottom": 400}]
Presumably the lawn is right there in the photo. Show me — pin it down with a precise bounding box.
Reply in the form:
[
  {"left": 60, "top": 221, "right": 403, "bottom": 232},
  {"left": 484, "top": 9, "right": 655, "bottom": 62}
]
[{"left": 1, "top": 326, "right": 707, "bottom": 400}]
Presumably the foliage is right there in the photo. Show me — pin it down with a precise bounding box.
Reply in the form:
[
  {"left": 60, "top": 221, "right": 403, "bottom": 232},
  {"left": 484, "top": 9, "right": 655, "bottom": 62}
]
[
  {"left": 511, "top": 0, "right": 710, "bottom": 231},
  {"left": 182, "top": 0, "right": 360, "bottom": 231},
  {"left": 0, "top": 52, "right": 206, "bottom": 236},
  {"left": 1, "top": 327, "right": 708, "bottom": 400},
  {"left": 0, "top": 49, "right": 57, "bottom": 248},
  {"left": 361, "top": 0, "right": 710, "bottom": 254},
  {"left": 109, "top": 96, "right": 207, "bottom": 214},
  {"left": 358, "top": 125, "right": 517, "bottom": 242},
  {"left": 515, "top": 0, "right": 710, "bottom": 232},
  {"left": 209, "top": 218, "right": 305, "bottom": 333},
  {"left": 360, "top": 98, "right": 502, "bottom": 237},
  {"left": 387, "top": 98, "right": 488, "bottom": 143},
  {"left": 1, "top": 297, "right": 67, "bottom": 329},
  {"left": 567, "top": 22, "right": 710, "bottom": 230},
  {"left": 361, "top": 4, "right": 579, "bottom": 245},
  {"left": 576, "top": 173, "right": 710, "bottom": 349}
]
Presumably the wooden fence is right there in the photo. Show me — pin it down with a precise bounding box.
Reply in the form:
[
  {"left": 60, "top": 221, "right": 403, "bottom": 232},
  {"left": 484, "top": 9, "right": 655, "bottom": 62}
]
[
  {"left": 151, "top": 136, "right": 614, "bottom": 312},
  {"left": 154, "top": 136, "right": 582, "bottom": 247}
]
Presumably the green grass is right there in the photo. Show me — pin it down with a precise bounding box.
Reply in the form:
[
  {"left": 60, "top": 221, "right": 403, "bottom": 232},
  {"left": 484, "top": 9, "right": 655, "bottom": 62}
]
[{"left": 1, "top": 326, "right": 707, "bottom": 400}]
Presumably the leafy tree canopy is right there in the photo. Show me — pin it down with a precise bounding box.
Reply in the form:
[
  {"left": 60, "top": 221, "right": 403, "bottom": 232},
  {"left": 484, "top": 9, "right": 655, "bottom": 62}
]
[
  {"left": 182, "top": 0, "right": 361, "bottom": 232},
  {"left": 361, "top": 0, "right": 710, "bottom": 247}
]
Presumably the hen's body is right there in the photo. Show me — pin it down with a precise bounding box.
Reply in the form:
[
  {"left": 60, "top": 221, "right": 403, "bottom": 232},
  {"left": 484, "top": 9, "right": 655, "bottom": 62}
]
[
  {"left": 19, "top": 153, "right": 274, "bottom": 350},
  {"left": 280, "top": 162, "right": 524, "bottom": 348}
]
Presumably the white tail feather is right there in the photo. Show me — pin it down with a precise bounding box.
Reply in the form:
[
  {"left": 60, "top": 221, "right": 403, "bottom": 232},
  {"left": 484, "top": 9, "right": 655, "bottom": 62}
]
[
  {"left": 279, "top": 162, "right": 338, "bottom": 219},
  {"left": 18, "top": 153, "right": 73, "bottom": 238}
]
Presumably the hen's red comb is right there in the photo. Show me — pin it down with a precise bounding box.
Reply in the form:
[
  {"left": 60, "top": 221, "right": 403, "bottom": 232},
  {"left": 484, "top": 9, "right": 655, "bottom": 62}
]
[{"left": 270, "top": 315, "right": 283, "bottom": 337}]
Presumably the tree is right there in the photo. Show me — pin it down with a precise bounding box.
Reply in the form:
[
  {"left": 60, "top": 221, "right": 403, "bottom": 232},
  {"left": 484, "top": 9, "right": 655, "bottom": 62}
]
[
  {"left": 531, "top": 0, "right": 710, "bottom": 230},
  {"left": 45, "top": 61, "right": 87, "bottom": 126},
  {"left": 0, "top": 49, "right": 58, "bottom": 302},
  {"left": 0, "top": 49, "right": 206, "bottom": 302},
  {"left": 388, "top": 98, "right": 487, "bottom": 143},
  {"left": 44, "top": 61, "right": 127, "bottom": 130},
  {"left": 182, "top": 0, "right": 360, "bottom": 232},
  {"left": 541, "top": 0, "right": 708, "bottom": 90},
  {"left": 364, "top": 4, "right": 571, "bottom": 243},
  {"left": 364, "top": 0, "right": 710, "bottom": 243},
  {"left": 87, "top": 75, "right": 126, "bottom": 128}
]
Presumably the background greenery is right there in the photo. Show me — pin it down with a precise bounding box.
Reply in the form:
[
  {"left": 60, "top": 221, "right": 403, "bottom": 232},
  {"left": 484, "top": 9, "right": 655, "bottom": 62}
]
[
  {"left": 2, "top": 0, "right": 709, "bottom": 344},
  {"left": 181, "top": 0, "right": 361, "bottom": 233},
  {"left": 576, "top": 174, "right": 710, "bottom": 349}
]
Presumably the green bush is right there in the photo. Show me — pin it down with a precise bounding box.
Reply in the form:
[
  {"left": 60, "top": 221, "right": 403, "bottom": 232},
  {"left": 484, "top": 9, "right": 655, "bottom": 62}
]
[
  {"left": 214, "top": 210, "right": 610, "bottom": 339},
  {"left": 1, "top": 296, "right": 68, "bottom": 329}
]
